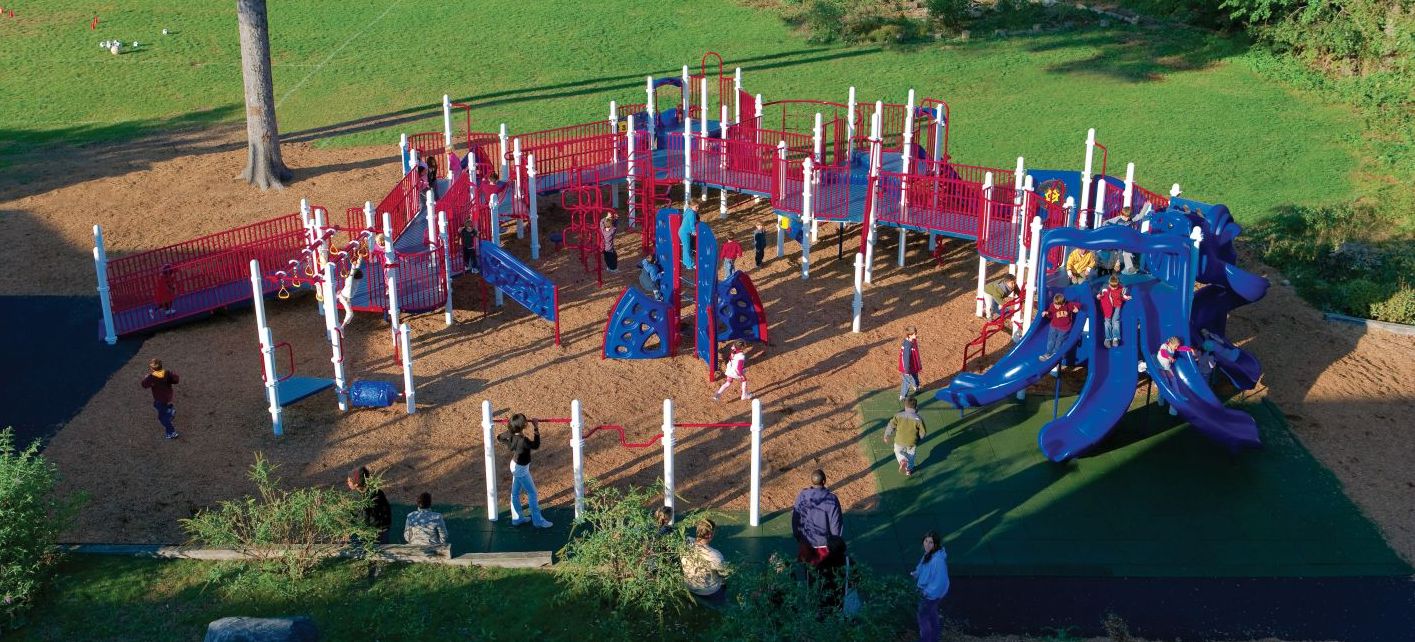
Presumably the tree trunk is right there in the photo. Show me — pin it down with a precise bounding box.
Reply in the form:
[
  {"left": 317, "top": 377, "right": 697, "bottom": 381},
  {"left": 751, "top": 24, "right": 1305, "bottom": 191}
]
[{"left": 236, "top": 0, "right": 291, "bottom": 190}]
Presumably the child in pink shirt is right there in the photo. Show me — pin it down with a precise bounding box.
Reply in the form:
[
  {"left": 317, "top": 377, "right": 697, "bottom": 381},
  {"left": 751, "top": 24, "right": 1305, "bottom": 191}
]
[{"left": 714, "top": 341, "right": 752, "bottom": 401}]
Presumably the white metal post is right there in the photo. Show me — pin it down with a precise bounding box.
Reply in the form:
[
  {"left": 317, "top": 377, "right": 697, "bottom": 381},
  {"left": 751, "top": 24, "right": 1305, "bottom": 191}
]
[
  {"left": 933, "top": 103, "right": 945, "bottom": 162},
  {"left": 400, "top": 322, "right": 415, "bottom": 413},
  {"left": 382, "top": 212, "right": 403, "bottom": 355},
  {"left": 570, "top": 399, "right": 585, "bottom": 519},
  {"left": 1016, "top": 175, "right": 1035, "bottom": 293},
  {"left": 681, "top": 65, "right": 690, "bottom": 116},
  {"left": 1023, "top": 215, "right": 1044, "bottom": 332},
  {"left": 749, "top": 398, "right": 762, "bottom": 527},
  {"left": 662, "top": 398, "right": 675, "bottom": 512},
  {"left": 1011, "top": 157, "right": 1027, "bottom": 277},
  {"left": 976, "top": 172, "right": 994, "bottom": 317},
  {"left": 481, "top": 400, "right": 498, "bottom": 521},
  {"left": 527, "top": 154, "right": 540, "bottom": 260},
  {"left": 897, "top": 228, "right": 907, "bottom": 267},
  {"left": 1079, "top": 128, "right": 1096, "bottom": 229},
  {"left": 498, "top": 124, "right": 509, "bottom": 180},
  {"left": 610, "top": 101, "right": 621, "bottom": 209},
  {"left": 776, "top": 140, "right": 787, "bottom": 257},
  {"left": 320, "top": 260, "right": 349, "bottom": 411},
  {"left": 683, "top": 117, "right": 694, "bottom": 213},
  {"left": 1123, "top": 162, "right": 1136, "bottom": 210},
  {"left": 512, "top": 139, "right": 525, "bottom": 239},
  {"left": 438, "top": 211, "right": 454, "bottom": 325},
  {"left": 801, "top": 157, "right": 813, "bottom": 280},
  {"left": 851, "top": 252, "right": 864, "bottom": 333},
  {"left": 250, "top": 259, "right": 282, "bottom": 436},
  {"left": 733, "top": 67, "right": 742, "bottom": 125},
  {"left": 424, "top": 190, "right": 436, "bottom": 247},
  {"left": 901, "top": 89, "right": 916, "bottom": 177},
  {"left": 846, "top": 86, "right": 857, "bottom": 160},
  {"left": 645, "top": 76, "right": 657, "bottom": 150},
  {"left": 442, "top": 95, "right": 453, "bottom": 165},
  {"left": 363, "top": 201, "right": 375, "bottom": 230},
  {"left": 812, "top": 112, "right": 824, "bottom": 163},
  {"left": 719, "top": 104, "right": 729, "bottom": 219},
  {"left": 92, "top": 225, "right": 117, "bottom": 345},
  {"left": 1171, "top": 183, "right": 1182, "bottom": 198}
]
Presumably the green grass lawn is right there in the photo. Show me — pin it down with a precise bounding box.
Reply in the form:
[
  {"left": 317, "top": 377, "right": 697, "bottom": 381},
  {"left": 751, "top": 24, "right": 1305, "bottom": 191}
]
[
  {"left": 10, "top": 555, "right": 716, "bottom": 641},
  {"left": 1, "top": 0, "right": 1361, "bottom": 223}
]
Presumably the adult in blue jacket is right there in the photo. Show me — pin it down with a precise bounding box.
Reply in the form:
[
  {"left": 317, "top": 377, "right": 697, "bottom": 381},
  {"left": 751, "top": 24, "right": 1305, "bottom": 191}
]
[
  {"left": 791, "top": 469, "right": 843, "bottom": 566},
  {"left": 913, "top": 530, "right": 950, "bottom": 642}
]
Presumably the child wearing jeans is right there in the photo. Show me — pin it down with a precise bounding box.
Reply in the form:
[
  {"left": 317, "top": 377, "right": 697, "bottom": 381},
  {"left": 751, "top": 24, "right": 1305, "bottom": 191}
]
[
  {"left": 1156, "top": 336, "right": 1196, "bottom": 385},
  {"left": 1039, "top": 293, "right": 1081, "bottom": 361},
  {"left": 1096, "top": 276, "right": 1131, "bottom": 348},
  {"left": 496, "top": 414, "right": 553, "bottom": 529},
  {"left": 714, "top": 341, "right": 752, "bottom": 401}
]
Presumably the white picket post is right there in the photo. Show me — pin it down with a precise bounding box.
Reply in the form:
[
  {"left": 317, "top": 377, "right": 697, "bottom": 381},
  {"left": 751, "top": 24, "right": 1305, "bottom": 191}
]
[
  {"left": 527, "top": 154, "right": 540, "bottom": 260},
  {"left": 627, "top": 113, "right": 639, "bottom": 226},
  {"left": 976, "top": 172, "right": 994, "bottom": 317},
  {"left": 645, "top": 76, "right": 657, "bottom": 150},
  {"left": 801, "top": 157, "right": 813, "bottom": 280},
  {"left": 662, "top": 399, "right": 675, "bottom": 512},
  {"left": 571, "top": 399, "right": 585, "bottom": 519},
  {"left": 683, "top": 117, "right": 694, "bottom": 213},
  {"left": 1123, "top": 162, "right": 1136, "bottom": 210},
  {"left": 250, "top": 259, "right": 282, "bottom": 436},
  {"left": 852, "top": 252, "right": 864, "bottom": 333},
  {"left": 1079, "top": 128, "right": 1096, "bottom": 229},
  {"left": 512, "top": 139, "right": 525, "bottom": 239},
  {"left": 92, "top": 225, "right": 117, "bottom": 345},
  {"left": 382, "top": 212, "right": 403, "bottom": 356},
  {"left": 749, "top": 399, "right": 763, "bottom": 527},
  {"left": 320, "top": 260, "right": 348, "bottom": 412},
  {"left": 399, "top": 323, "right": 415, "bottom": 414},
  {"left": 482, "top": 400, "right": 498, "bottom": 521},
  {"left": 720, "top": 104, "right": 729, "bottom": 219},
  {"left": 438, "top": 211, "right": 453, "bottom": 326},
  {"left": 610, "top": 102, "right": 621, "bottom": 209},
  {"left": 699, "top": 76, "right": 709, "bottom": 203}
]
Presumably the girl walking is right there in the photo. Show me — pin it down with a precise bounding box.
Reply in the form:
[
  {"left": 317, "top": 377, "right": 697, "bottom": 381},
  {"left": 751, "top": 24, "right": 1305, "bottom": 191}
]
[{"left": 713, "top": 341, "right": 752, "bottom": 402}]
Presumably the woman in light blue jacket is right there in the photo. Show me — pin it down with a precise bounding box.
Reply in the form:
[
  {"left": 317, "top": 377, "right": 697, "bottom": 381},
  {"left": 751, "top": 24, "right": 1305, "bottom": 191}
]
[{"left": 912, "top": 530, "right": 950, "bottom": 642}]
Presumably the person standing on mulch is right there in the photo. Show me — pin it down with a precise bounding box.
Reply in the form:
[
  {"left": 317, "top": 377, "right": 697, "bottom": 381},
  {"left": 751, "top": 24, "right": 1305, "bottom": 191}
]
[
  {"left": 753, "top": 223, "right": 767, "bottom": 268},
  {"left": 496, "top": 414, "right": 554, "bottom": 528},
  {"left": 791, "top": 469, "right": 843, "bottom": 566},
  {"left": 913, "top": 529, "right": 951, "bottom": 642},
  {"left": 459, "top": 219, "right": 480, "bottom": 274},
  {"left": 898, "top": 326, "right": 923, "bottom": 402},
  {"left": 885, "top": 397, "right": 928, "bottom": 476},
  {"left": 140, "top": 358, "right": 180, "bottom": 440},
  {"left": 347, "top": 466, "right": 392, "bottom": 545},
  {"left": 601, "top": 212, "right": 619, "bottom": 273},
  {"left": 720, "top": 235, "right": 744, "bottom": 278}
]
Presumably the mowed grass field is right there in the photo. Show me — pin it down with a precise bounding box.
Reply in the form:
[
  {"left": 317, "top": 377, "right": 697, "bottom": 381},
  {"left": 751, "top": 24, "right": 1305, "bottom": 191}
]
[{"left": 0, "top": 0, "right": 1360, "bottom": 221}]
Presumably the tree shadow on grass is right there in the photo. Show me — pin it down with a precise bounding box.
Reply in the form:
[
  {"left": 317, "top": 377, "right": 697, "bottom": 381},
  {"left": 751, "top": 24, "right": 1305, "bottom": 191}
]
[{"left": 1021, "top": 25, "right": 1251, "bottom": 83}]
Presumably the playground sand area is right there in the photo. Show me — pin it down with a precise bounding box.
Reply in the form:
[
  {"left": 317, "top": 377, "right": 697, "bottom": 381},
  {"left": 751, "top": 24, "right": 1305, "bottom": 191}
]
[{"left": 4, "top": 130, "right": 1413, "bottom": 564}]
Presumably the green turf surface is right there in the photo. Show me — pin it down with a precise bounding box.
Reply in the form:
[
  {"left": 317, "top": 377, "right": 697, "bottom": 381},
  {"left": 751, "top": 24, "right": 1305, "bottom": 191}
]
[
  {"left": 845, "top": 389, "right": 1410, "bottom": 577},
  {"left": 1, "top": 1, "right": 1360, "bottom": 222}
]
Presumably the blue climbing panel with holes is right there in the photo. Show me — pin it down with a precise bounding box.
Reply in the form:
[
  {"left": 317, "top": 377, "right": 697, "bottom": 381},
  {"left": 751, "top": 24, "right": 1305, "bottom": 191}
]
[
  {"left": 480, "top": 241, "right": 556, "bottom": 322},
  {"left": 694, "top": 222, "right": 720, "bottom": 373},
  {"left": 715, "top": 270, "right": 769, "bottom": 344},
  {"left": 602, "top": 287, "right": 673, "bottom": 359}
]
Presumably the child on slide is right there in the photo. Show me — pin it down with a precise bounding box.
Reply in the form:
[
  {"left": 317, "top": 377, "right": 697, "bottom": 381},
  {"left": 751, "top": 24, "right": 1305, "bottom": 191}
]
[
  {"left": 1096, "top": 276, "right": 1131, "bottom": 348},
  {"left": 1038, "top": 293, "right": 1081, "bottom": 361},
  {"left": 713, "top": 341, "right": 751, "bottom": 402},
  {"left": 1156, "top": 336, "right": 1196, "bottom": 385}
]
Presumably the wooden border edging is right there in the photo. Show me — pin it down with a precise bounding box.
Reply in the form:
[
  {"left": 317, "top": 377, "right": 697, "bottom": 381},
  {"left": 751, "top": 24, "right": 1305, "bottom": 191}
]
[
  {"left": 57, "top": 544, "right": 553, "bottom": 569},
  {"left": 1323, "top": 313, "right": 1415, "bottom": 337}
]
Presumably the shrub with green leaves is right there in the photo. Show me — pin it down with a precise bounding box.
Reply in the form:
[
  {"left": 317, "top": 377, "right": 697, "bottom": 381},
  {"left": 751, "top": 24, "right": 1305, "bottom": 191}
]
[
  {"left": 709, "top": 553, "right": 913, "bottom": 641},
  {"left": 180, "top": 453, "right": 381, "bottom": 587},
  {"left": 557, "top": 482, "right": 698, "bottom": 621},
  {"left": 1371, "top": 286, "right": 1415, "bottom": 325},
  {"left": 0, "top": 428, "right": 83, "bottom": 631}
]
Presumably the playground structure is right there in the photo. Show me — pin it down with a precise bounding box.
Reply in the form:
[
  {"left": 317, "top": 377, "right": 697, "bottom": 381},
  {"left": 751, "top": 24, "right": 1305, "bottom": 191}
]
[
  {"left": 479, "top": 398, "right": 765, "bottom": 526},
  {"left": 90, "top": 51, "right": 1263, "bottom": 460},
  {"left": 936, "top": 201, "right": 1269, "bottom": 462}
]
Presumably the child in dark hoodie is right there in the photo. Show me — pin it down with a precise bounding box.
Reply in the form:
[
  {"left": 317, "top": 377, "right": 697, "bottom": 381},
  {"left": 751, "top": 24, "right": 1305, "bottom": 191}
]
[{"left": 791, "top": 469, "right": 843, "bottom": 566}]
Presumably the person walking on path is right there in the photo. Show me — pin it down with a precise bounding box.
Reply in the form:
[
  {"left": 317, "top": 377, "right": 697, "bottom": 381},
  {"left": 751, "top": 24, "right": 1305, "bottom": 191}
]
[
  {"left": 898, "top": 326, "right": 923, "bottom": 401},
  {"left": 140, "top": 358, "right": 180, "bottom": 439},
  {"left": 713, "top": 340, "right": 752, "bottom": 402},
  {"left": 459, "top": 219, "right": 480, "bottom": 274},
  {"left": 496, "top": 414, "right": 554, "bottom": 528},
  {"left": 720, "top": 235, "right": 744, "bottom": 278},
  {"left": 791, "top": 469, "right": 843, "bottom": 566},
  {"left": 753, "top": 224, "right": 767, "bottom": 267},
  {"left": 913, "top": 530, "right": 951, "bottom": 642},
  {"left": 885, "top": 397, "right": 928, "bottom": 476},
  {"left": 403, "top": 492, "right": 449, "bottom": 547},
  {"left": 347, "top": 466, "right": 392, "bottom": 545},
  {"left": 601, "top": 212, "right": 619, "bottom": 273}
]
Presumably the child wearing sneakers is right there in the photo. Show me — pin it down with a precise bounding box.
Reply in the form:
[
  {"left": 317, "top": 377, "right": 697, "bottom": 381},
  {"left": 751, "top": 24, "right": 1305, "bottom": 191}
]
[
  {"left": 1096, "top": 276, "right": 1131, "bottom": 348},
  {"left": 1039, "top": 293, "right": 1081, "bottom": 361},
  {"left": 714, "top": 341, "right": 751, "bottom": 401},
  {"left": 1156, "top": 336, "right": 1196, "bottom": 385}
]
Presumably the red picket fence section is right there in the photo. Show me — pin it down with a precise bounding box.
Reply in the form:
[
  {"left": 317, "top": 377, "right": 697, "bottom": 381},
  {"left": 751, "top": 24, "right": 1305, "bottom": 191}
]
[
  {"left": 407, "top": 132, "right": 445, "bottom": 154},
  {"left": 945, "top": 161, "right": 1016, "bottom": 189},
  {"left": 875, "top": 171, "right": 986, "bottom": 238},
  {"left": 1101, "top": 179, "right": 1127, "bottom": 218},
  {"left": 812, "top": 163, "right": 855, "bottom": 221},
  {"left": 106, "top": 213, "right": 306, "bottom": 288},
  {"left": 977, "top": 184, "right": 1025, "bottom": 263},
  {"left": 367, "top": 246, "right": 446, "bottom": 312},
  {"left": 1133, "top": 184, "right": 1170, "bottom": 213},
  {"left": 375, "top": 169, "right": 423, "bottom": 239}
]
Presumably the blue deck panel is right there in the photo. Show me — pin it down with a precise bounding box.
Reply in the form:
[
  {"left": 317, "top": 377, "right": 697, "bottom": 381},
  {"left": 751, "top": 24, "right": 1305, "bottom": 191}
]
[{"left": 276, "top": 375, "right": 335, "bottom": 406}]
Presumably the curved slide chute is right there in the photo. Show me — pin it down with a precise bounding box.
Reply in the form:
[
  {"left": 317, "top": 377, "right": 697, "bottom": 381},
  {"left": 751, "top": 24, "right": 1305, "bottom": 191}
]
[
  {"left": 1036, "top": 286, "right": 1144, "bottom": 462},
  {"left": 1136, "top": 282, "right": 1261, "bottom": 452}
]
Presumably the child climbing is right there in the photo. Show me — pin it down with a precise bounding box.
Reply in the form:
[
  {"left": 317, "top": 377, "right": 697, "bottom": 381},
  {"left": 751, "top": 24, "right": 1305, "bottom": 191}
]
[
  {"left": 1039, "top": 293, "right": 1081, "bottom": 361},
  {"left": 713, "top": 340, "right": 751, "bottom": 402},
  {"left": 1096, "top": 276, "right": 1131, "bottom": 348},
  {"left": 639, "top": 253, "right": 664, "bottom": 301},
  {"left": 981, "top": 275, "right": 1019, "bottom": 320},
  {"left": 337, "top": 257, "right": 364, "bottom": 330},
  {"left": 459, "top": 219, "right": 480, "bottom": 274},
  {"left": 601, "top": 212, "right": 619, "bottom": 273},
  {"left": 678, "top": 208, "right": 698, "bottom": 270},
  {"left": 1065, "top": 248, "right": 1097, "bottom": 284}
]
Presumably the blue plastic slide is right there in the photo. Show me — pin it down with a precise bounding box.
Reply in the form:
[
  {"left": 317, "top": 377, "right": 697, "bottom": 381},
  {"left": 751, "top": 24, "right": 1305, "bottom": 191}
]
[
  {"left": 1036, "top": 285, "right": 1144, "bottom": 462},
  {"left": 937, "top": 283, "right": 1091, "bottom": 409},
  {"left": 1135, "top": 282, "right": 1261, "bottom": 452}
]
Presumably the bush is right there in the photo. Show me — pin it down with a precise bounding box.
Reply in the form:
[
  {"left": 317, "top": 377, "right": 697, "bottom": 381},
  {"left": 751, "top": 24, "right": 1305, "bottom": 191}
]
[
  {"left": 708, "top": 553, "right": 913, "bottom": 641},
  {"left": 926, "top": 0, "right": 969, "bottom": 32},
  {"left": 180, "top": 454, "right": 381, "bottom": 588},
  {"left": 0, "top": 428, "right": 84, "bottom": 631},
  {"left": 1339, "top": 277, "right": 1386, "bottom": 318},
  {"left": 557, "top": 482, "right": 698, "bottom": 621},
  {"left": 1371, "top": 287, "right": 1415, "bottom": 325},
  {"left": 802, "top": 0, "right": 847, "bottom": 42}
]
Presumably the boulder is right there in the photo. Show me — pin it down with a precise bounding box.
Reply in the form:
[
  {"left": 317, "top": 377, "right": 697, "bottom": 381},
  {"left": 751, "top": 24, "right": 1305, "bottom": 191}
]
[{"left": 203, "top": 617, "right": 320, "bottom": 642}]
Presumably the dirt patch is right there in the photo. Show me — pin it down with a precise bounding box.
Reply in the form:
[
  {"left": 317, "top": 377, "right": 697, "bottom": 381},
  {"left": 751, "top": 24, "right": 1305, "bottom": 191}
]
[{"left": 6, "top": 130, "right": 1412, "bottom": 563}]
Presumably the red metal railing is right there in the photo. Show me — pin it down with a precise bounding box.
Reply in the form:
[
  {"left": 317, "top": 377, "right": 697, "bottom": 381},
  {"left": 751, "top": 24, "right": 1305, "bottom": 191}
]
[
  {"left": 407, "top": 132, "right": 445, "bottom": 154},
  {"left": 375, "top": 168, "right": 423, "bottom": 239},
  {"left": 961, "top": 287, "right": 1027, "bottom": 372},
  {"left": 977, "top": 184, "right": 1024, "bottom": 263},
  {"left": 1133, "top": 183, "right": 1170, "bottom": 213},
  {"left": 106, "top": 212, "right": 305, "bottom": 286}
]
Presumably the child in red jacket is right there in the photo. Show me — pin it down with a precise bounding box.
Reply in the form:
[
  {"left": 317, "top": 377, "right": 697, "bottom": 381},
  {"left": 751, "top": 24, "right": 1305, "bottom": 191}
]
[
  {"left": 1096, "top": 276, "right": 1131, "bottom": 348},
  {"left": 1039, "top": 293, "right": 1081, "bottom": 361}
]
